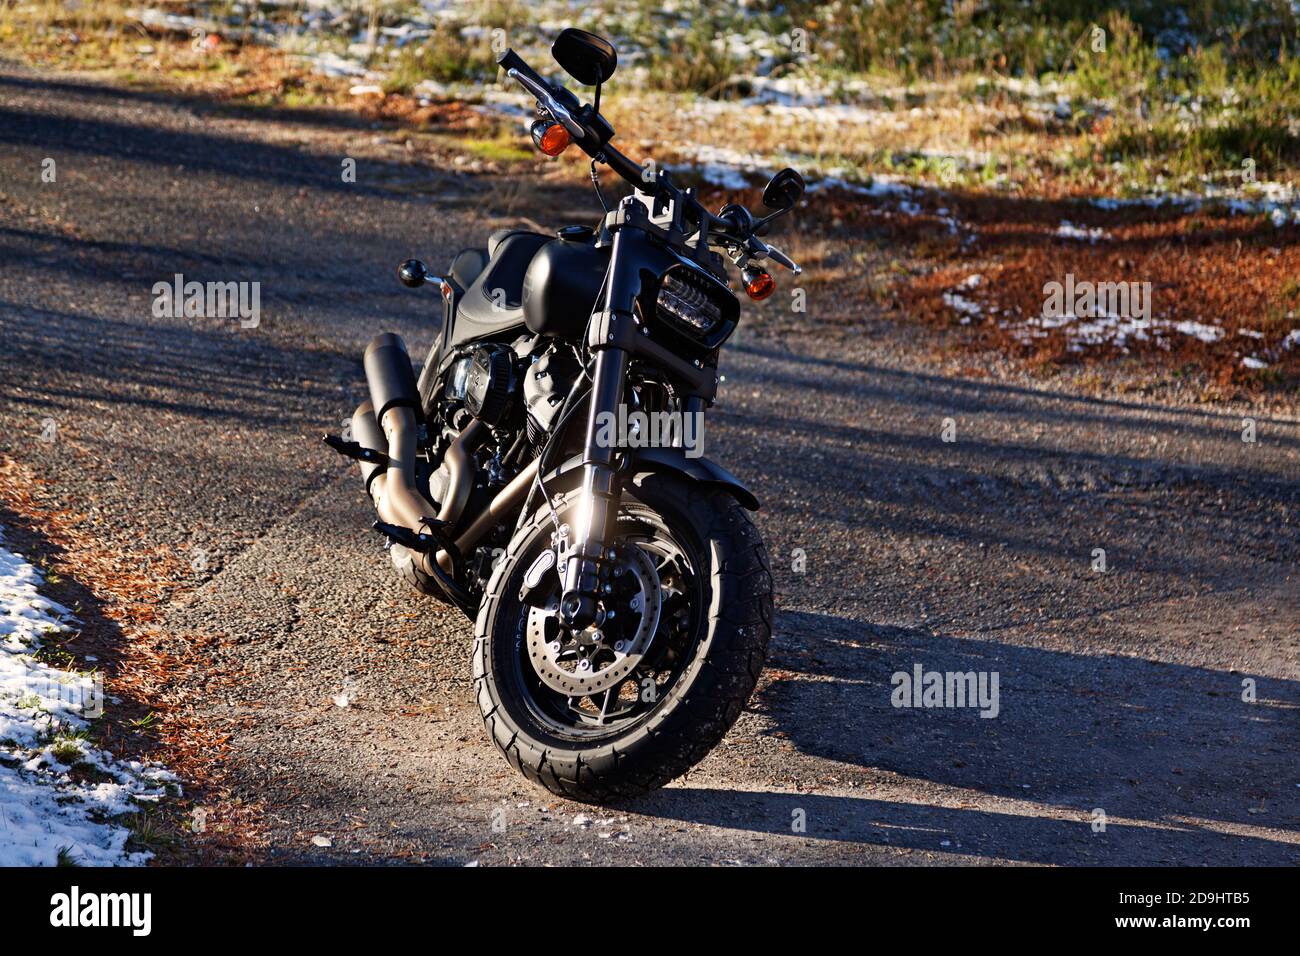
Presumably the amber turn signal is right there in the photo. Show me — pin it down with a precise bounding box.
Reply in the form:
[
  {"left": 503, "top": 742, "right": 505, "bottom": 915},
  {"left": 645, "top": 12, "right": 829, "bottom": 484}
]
[
  {"left": 743, "top": 267, "right": 776, "bottom": 301},
  {"left": 530, "top": 119, "right": 571, "bottom": 157}
]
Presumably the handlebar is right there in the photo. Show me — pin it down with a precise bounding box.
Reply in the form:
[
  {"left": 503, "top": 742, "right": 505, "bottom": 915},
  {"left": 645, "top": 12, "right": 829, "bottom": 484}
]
[
  {"left": 497, "top": 48, "right": 651, "bottom": 190},
  {"left": 497, "top": 50, "right": 586, "bottom": 141},
  {"left": 496, "top": 47, "right": 800, "bottom": 272},
  {"left": 596, "top": 143, "right": 646, "bottom": 191}
]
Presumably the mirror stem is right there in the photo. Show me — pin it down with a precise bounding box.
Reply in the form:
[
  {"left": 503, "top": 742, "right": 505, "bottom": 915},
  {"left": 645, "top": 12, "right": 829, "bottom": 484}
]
[{"left": 754, "top": 204, "right": 793, "bottom": 235}]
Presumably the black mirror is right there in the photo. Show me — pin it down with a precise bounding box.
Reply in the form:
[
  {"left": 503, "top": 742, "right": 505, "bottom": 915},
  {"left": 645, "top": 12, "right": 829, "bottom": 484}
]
[
  {"left": 552, "top": 28, "right": 617, "bottom": 86},
  {"left": 762, "top": 168, "right": 805, "bottom": 209},
  {"left": 397, "top": 258, "right": 428, "bottom": 288}
]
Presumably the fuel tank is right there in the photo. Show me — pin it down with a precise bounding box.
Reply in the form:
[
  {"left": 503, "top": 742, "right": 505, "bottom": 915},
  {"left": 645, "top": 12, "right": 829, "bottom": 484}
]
[{"left": 521, "top": 236, "right": 609, "bottom": 341}]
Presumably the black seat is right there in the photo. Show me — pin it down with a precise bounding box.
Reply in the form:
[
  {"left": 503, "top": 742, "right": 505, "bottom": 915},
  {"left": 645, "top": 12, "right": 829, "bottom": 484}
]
[
  {"left": 447, "top": 247, "right": 489, "bottom": 292},
  {"left": 446, "top": 229, "right": 552, "bottom": 293},
  {"left": 447, "top": 230, "right": 551, "bottom": 350},
  {"left": 487, "top": 227, "right": 535, "bottom": 258}
]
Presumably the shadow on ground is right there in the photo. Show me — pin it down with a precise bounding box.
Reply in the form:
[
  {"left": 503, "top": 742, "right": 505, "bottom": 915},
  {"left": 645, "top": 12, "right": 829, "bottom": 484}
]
[{"left": 629, "top": 610, "right": 1299, "bottom": 865}]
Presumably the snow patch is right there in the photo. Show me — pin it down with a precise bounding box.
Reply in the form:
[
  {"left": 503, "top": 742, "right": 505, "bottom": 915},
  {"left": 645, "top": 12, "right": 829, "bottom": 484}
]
[
  {"left": 1173, "top": 320, "right": 1225, "bottom": 343},
  {"left": 1055, "top": 220, "right": 1107, "bottom": 242},
  {"left": 943, "top": 276, "right": 985, "bottom": 324},
  {"left": 1, "top": 531, "right": 175, "bottom": 867}
]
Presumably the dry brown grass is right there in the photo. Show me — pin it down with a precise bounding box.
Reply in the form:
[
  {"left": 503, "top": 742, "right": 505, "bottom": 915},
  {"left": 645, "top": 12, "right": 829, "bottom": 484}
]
[{"left": 0, "top": 456, "right": 266, "bottom": 862}]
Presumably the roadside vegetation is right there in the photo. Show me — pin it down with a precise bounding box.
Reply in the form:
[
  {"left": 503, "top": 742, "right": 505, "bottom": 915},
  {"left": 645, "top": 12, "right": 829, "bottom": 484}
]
[{"left": 2, "top": 0, "right": 1297, "bottom": 399}]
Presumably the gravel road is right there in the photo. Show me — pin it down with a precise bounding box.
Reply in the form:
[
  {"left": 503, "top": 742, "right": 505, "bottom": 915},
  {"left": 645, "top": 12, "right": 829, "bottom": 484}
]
[{"left": 1, "top": 65, "right": 1296, "bottom": 865}]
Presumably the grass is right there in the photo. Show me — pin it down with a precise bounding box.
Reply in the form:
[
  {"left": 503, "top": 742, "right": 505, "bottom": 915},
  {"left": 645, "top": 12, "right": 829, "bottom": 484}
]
[
  {"left": 384, "top": 25, "right": 498, "bottom": 93},
  {"left": 124, "top": 809, "right": 181, "bottom": 856},
  {"left": 55, "top": 845, "right": 81, "bottom": 866},
  {"left": 51, "top": 731, "right": 89, "bottom": 763},
  {"left": 128, "top": 712, "right": 159, "bottom": 731},
  {"left": 454, "top": 134, "right": 533, "bottom": 163},
  {"left": 640, "top": 21, "right": 747, "bottom": 94},
  {"left": 1, "top": 1, "right": 1295, "bottom": 193}
]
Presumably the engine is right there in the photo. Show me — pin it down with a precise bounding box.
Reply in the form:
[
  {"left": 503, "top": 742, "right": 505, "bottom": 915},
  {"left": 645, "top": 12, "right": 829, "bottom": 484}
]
[
  {"left": 523, "top": 347, "right": 580, "bottom": 446},
  {"left": 463, "top": 344, "right": 516, "bottom": 427},
  {"left": 425, "top": 336, "right": 580, "bottom": 519}
]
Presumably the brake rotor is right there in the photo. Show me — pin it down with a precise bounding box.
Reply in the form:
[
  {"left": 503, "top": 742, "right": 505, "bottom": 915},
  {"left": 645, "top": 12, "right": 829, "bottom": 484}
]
[{"left": 525, "top": 543, "right": 662, "bottom": 696}]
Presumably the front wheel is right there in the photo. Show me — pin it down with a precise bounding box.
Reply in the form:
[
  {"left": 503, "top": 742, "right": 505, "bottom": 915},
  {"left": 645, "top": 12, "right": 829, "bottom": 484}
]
[{"left": 473, "top": 472, "right": 772, "bottom": 803}]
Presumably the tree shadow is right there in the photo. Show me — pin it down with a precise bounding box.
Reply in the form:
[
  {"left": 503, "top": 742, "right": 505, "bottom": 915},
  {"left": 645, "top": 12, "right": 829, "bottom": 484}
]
[
  {"left": 631, "top": 610, "right": 1299, "bottom": 865},
  {"left": 0, "top": 72, "right": 489, "bottom": 201},
  {"left": 730, "top": 339, "right": 1300, "bottom": 436},
  {"left": 0, "top": 299, "right": 358, "bottom": 428},
  {"left": 633, "top": 787, "right": 1294, "bottom": 865}
]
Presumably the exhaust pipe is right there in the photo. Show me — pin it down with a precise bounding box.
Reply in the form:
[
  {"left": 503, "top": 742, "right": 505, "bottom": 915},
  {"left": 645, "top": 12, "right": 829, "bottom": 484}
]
[
  {"left": 358, "top": 333, "right": 433, "bottom": 532},
  {"left": 348, "top": 331, "right": 543, "bottom": 605},
  {"left": 352, "top": 333, "right": 487, "bottom": 579},
  {"left": 435, "top": 455, "right": 541, "bottom": 573}
]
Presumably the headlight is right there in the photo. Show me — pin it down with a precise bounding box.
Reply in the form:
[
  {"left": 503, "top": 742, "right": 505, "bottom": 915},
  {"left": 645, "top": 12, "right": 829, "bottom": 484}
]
[
  {"left": 657, "top": 270, "right": 723, "bottom": 334},
  {"left": 652, "top": 265, "right": 739, "bottom": 349}
]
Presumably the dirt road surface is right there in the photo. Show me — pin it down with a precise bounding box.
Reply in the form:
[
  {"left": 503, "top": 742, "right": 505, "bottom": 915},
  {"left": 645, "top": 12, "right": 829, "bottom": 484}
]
[{"left": 1, "top": 66, "right": 1296, "bottom": 865}]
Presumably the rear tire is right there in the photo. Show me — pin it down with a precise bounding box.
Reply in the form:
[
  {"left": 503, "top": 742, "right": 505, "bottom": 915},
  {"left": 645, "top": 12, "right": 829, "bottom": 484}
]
[
  {"left": 473, "top": 472, "right": 772, "bottom": 803},
  {"left": 390, "top": 543, "right": 440, "bottom": 596}
]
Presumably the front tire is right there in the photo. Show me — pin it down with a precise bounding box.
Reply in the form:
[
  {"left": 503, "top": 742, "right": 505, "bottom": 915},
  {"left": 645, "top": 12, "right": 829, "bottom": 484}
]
[{"left": 473, "top": 472, "right": 772, "bottom": 803}]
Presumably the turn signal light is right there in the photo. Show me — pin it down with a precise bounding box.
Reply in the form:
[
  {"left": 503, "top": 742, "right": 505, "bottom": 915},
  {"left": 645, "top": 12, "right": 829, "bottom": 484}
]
[
  {"left": 743, "top": 267, "right": 776, "bottom": 301},
  {"left": 530, "top": 119, "right": 571, "bottom": 157}
]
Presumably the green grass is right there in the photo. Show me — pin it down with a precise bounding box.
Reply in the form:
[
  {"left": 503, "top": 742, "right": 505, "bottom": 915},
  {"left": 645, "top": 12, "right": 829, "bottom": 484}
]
[
  {"left": 124, "top": 810, "right": 180, "bottom": 856},
  {"left": 454, "top": 134, "right": 533, "bottom": 163},
  {"left": 4, "top": 0, "right": 1296, "bottom": 189},
  {"left": 128, "top": 712, "right": 159, "bottom": 731},
  {"left": 784, "top": 1, "right": 1299, "bottom": 80},
  {"left": 383, "top": 24, "right": 498, "bottom": 93},
  {"left": 379, "top": 0, "right": 1299, "bottom": 181},
  {"left": 51, "top": 734, "right": 87, "bottom": 763},
  {"left": 56, "top": 846, "right": 81, "bottom": 867},
  {"left": 641, "top": 22, "right": 746, "bottom": 94}
]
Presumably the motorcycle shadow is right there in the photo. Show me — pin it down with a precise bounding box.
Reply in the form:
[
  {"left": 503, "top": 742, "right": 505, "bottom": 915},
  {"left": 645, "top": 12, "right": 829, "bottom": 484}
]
[{"left": 630, "top": 610, "right": 1299, "bottom": 865}]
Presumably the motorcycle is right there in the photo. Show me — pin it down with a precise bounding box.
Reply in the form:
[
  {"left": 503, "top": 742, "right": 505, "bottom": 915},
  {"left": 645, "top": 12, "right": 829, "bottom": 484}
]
[{"left": 326, "top": 28, "right": 804, "bottom": 802}]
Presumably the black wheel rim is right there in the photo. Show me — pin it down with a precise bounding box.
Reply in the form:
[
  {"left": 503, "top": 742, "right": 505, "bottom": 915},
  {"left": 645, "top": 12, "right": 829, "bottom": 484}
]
[{"left": 510, "top": 508, "right": 702, "bottom": 740}]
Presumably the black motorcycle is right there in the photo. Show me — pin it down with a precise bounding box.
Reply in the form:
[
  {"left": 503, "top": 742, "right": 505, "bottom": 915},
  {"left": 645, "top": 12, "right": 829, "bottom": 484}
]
[{"left": 327, "top": 28, "right": 804, "bottom": 802}]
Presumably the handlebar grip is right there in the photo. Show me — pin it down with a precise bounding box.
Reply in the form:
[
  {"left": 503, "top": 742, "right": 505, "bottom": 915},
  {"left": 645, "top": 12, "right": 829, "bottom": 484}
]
[
  {"left": 496, "top": 48, "right": 649, "bottom": 193},
  {"left": 495, "top": 48, "right": 547, "bottom": 91}
]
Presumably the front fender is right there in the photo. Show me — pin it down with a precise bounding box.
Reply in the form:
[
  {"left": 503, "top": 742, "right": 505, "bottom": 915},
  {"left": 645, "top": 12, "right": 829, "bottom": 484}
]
[{"left": 544, "top": 447, "right": 759, "bottom": 511}]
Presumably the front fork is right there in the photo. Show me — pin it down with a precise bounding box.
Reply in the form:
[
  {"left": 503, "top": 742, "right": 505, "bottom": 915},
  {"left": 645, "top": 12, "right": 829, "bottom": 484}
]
[
  {"left": 558, "top": 215, "right": 718, "bottom": 629},
  {"left": 558, "top": 345, "right": 627, "bottom": 629}
]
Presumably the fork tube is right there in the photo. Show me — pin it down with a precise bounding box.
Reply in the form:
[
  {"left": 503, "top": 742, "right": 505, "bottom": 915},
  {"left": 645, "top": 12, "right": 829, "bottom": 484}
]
[{"left": 558, "top": 345, "right": 627, "bottom": 628}]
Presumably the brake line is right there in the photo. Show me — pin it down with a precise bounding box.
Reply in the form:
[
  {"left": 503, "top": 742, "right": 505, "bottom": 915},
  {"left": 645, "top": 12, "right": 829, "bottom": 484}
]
[{"left": 590, "top": 158, "right": 609, "bottom": 213}]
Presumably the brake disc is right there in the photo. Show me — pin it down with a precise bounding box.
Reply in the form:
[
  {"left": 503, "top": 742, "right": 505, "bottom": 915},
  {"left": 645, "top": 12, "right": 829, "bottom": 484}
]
[{"left": 525, "top": 543, "right": 662, "bottom": 697}]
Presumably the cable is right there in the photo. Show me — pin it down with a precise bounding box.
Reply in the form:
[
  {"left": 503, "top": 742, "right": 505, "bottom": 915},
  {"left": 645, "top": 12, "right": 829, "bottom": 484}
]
[
  {"left": 591, "top": 158, "right": 609, "bottom": 213},
  {"left": 523, "top": 376, "right": 591, "bottom": 537}
]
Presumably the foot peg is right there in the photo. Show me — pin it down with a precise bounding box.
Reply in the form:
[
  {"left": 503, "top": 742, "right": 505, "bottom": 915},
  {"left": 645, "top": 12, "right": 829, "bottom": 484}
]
[
  {"left": 323, "top": 433, "right": 389, "bottom": 467},
  {"left": 377, "top": 520, "right": 452, "bottom": 556}
]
